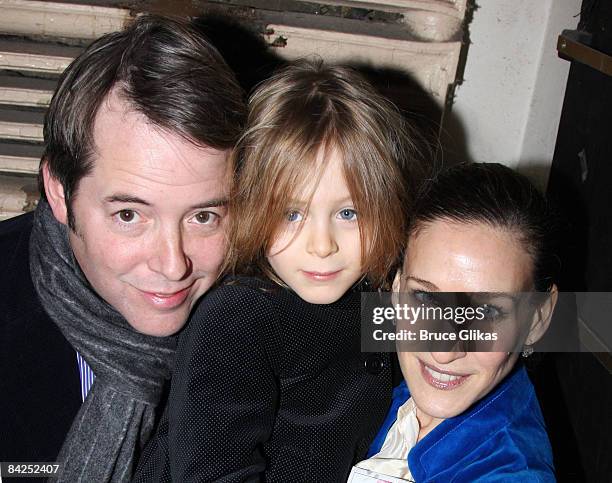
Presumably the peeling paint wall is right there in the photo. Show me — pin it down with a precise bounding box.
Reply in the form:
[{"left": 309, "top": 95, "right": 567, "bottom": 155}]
[{"left": 447, "top": 0, "right": 582, "bottom": 189}]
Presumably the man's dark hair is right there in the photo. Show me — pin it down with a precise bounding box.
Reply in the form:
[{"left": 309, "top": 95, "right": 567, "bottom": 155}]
[
  {"left": 41, "top": 14, "right": 246, "bottom": 228},
  {"left": 409, "top": 163, "right": 561, "bottom": 292}
]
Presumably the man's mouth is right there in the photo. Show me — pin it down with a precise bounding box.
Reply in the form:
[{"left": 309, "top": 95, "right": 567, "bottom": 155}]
[{"left": 138, "top": 284, "right": 194, "bottom": 309}]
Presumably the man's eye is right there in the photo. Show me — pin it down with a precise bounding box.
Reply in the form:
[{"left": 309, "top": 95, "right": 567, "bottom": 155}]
[
  {"left": 337, "top": 208, "right": 357, "bottom": 221},
  {"left": 286, "top": 211, "right": 303, "bottom": 222},
  {"left": 192, "top": 211, "right": 218, "bottom": 225},
  {"left": 116, "top": 210, "right": 139, "bottom": 223}
]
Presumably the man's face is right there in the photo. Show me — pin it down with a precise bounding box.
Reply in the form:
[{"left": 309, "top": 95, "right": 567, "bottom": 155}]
[{"left": 48, "top": 92, "right": 230, "bottom": 336}]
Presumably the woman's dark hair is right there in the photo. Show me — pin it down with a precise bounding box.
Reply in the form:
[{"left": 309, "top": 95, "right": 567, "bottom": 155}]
[
  {"left": 41, "top": 14, "right": 246, "bottom": 229},
  {"left": 409, "top": 162, "right": 561, "bottom": 291}
]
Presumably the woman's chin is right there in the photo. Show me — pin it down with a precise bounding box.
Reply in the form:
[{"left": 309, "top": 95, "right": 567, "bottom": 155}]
[
  {"left": 407, "top": 372, "right": 477, "bottom": 422},
  {"left": 412, "top": 391, "right": 468, "bottom": 421}
]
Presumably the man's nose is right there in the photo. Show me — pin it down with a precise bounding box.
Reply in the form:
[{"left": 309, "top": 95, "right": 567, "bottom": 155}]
[
  {"left": 148, "top": 228, "right": 191, "bottom": 281},
  {"left": 306, "top": 222, "right": 338, "bottom": 258}
]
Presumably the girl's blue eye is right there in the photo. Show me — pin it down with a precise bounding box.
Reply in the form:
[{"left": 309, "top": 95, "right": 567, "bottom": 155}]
[
  {"left": 287, "top": 211, "right": 303, "bottom": 222},
  {"left": 338, "top": 208, "right": 357, "bottom": 221}
]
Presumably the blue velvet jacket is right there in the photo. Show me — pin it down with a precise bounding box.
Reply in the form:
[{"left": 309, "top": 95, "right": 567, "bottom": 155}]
[{"left": 367, "top": 364, "right": 555, "bottom": 482}]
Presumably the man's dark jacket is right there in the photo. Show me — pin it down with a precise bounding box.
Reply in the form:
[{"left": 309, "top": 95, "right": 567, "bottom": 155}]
[{"left": 0, "top": 212, "right": 81, "bottom": 463}]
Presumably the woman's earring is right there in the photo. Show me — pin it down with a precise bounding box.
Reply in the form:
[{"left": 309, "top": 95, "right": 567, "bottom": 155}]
[{"left": 521, "top": 345, "right": 534, "bottom": 358}]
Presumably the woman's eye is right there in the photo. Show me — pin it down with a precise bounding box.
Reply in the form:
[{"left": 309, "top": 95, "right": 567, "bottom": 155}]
[
  {"left": 286, "top": 211, "right": 303, "bottom": 222},
  {"left": 116, "top": 210, "right": 139, "bottom": 223},
  {"left": 338, "top": 208, "right": 357, "bottom": 221},
  {"left": 481, "top": 304, "right": 503, "bottom": 320},
  {"left": 192, "top": 211, "right": 218, "bottom": 225},
  {"left": 413, "top": 290, "right": 438, "bottom": 306}
]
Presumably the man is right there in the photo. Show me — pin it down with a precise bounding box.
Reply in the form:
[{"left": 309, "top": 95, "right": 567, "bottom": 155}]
[{"left": 0, "top": 15, "right": 245, "bottom": 482}]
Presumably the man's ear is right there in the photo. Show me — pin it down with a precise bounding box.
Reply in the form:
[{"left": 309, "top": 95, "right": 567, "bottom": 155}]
[
  {"left": 525, "top": 284, "right": 559, "bottom": 346},
  {"left": 42, "top": 161, "right": 68, "bottom": 225}
]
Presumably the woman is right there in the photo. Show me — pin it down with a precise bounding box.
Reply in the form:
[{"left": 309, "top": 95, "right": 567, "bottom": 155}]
[{"left": 350, "top": 163, "right": 559, "bottom": 482}]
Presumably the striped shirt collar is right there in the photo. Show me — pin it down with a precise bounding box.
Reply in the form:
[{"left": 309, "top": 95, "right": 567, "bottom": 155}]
[{"left": 76, "top": 351, "right": 95, "bottom": 402}]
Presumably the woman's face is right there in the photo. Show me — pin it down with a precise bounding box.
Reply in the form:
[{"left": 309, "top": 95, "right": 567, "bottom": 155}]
[{"left": 396, "top": 219, "right": 542, "bottom": 423}]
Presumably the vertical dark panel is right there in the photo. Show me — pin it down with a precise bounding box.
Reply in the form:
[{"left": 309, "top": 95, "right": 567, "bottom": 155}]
[{"left": 542, "top": 1, "right": 612, "bottom": 482}]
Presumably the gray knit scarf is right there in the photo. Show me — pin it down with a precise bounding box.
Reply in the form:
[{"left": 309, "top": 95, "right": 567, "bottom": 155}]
[{"left": 29, "top": 200, "right": 177, "bottom": 482}]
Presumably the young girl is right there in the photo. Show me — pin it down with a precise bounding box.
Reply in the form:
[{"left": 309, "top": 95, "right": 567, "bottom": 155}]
[{"left": 134, "top": 59, "right": 424, "bottom": 482}]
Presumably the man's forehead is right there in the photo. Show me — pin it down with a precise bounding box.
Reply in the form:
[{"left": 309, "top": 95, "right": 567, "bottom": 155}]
[
  {"left": 96, "top": 87, "right": 140, "bottom": 124},
  {"left": 89, "top": 91, "right": 229, "bottom": 183}
]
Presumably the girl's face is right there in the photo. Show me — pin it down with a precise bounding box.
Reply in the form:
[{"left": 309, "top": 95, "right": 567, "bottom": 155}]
[
  {"left": 396, "top": 219, "right": 551, "bottom": 426},
  {"left": 267, "top": 150, "right": 363, "bottom": 304}
]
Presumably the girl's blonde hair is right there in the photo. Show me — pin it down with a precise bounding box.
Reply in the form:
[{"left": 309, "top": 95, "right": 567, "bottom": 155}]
[{"left": 225, "top": 59, "right": 425, "bottom": 289}]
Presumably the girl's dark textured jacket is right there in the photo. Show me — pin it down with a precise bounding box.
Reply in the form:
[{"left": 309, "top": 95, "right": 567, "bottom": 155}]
[{"left": 134, "top": 276, "right": 393, "bottom": 482}]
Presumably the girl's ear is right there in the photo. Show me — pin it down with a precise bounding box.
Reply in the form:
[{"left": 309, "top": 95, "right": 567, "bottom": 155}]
[
  {"left": 42, "top": 161, "right": 68, "bottom": 225},
  {"left": 525, "top": 284, "right": 559, "bottom": 346}
]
